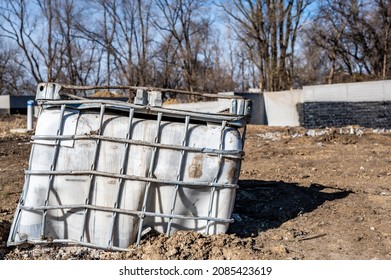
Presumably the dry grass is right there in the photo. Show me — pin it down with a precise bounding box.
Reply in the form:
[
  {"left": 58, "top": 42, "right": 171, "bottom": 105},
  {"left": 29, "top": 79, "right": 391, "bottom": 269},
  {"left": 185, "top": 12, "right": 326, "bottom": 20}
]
[{"left": 0, "top": 115, "right": 28, "bottom": 137}]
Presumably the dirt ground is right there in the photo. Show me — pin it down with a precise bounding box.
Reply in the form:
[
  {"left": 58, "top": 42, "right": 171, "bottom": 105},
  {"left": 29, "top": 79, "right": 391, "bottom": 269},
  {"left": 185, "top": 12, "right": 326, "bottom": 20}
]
[{"left": 1, "top": 114, "right": 391, "bottom": 260}]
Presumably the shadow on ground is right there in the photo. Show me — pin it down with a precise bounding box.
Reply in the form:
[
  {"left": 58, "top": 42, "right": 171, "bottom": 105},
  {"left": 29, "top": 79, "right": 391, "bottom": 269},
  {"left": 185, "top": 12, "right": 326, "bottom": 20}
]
[
  {"left": 0, "top": 220, "right": 11, "bottom": 260},
  {"left": 228, "top": 180, "right": 352, "bottom": 237}
]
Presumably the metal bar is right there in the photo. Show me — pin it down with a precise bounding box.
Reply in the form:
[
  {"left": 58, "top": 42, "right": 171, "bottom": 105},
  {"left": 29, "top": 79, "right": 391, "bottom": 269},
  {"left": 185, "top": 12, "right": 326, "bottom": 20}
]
[
  {"left": 39, "top": 99, "right": 247, "bottom": 123},
  {"left": 241, "top": 125, "right": 247, "bottom": 150},
  {"left": 25, "top": 170, "right": 239, "bottom": 189},
  {"left": 79, "top": 104, "right": 106, "bottom": 242},
  {"left": 107, "top": 107, "right": 134, "bottom": 247},
  {"left": 19, "top": 205, "right": 233, "bottom": 223},
  {"left": 40, "top": 104, "right": 66, "bottom": 237},
  {"left": 7, "top": 175, "right": 31, "bottom": 243},
  {"left": 136, "top": 112, "right": 162, "bottom": 245},
  {"left": 8, "top": 239, "right": 132, "bottom": 252},
  {"left": 8, "top": 122, "right": 40, "bottom": 243},
  {"left": 31, "top": 134, "right": 244, "bottom": 159},
  {"left": 57, "top": 83, "right": 245, "bottom": 100},
  {"left": 205, "top": 120, "right": 227, "bottom": 234},
  {"left": 166, "top": 115, "right": 190, "bottom": 236}
]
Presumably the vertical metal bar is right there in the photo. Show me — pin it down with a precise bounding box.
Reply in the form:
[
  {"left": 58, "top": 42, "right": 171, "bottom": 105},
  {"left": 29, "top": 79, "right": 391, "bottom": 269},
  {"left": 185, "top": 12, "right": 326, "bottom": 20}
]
[
  {"left": 166, "top": 115, "right": 190, "bottom": 236},
  {"left": 40, "top": 104, "right": 66, "bottom": 237},
  {"left": 8, "top": 136, "right": 39, "bottom": 242},
  {"left": 9, "top": 102, "right": 48, "bottom": 243},
  {"left": 205, "top": 120, "right": 227, "bottom": 234},
  {"left": 241, "top": 125, "right": 247, "bottom": 150},
  {"left": 79, "top": 104, "right": 106, "bottom": 242},
  {"left": 136, "top": 112, "right": 162, "bottom": 245},
  {"left": 107, "top": 108, "right": 134, "bottom": 247}
]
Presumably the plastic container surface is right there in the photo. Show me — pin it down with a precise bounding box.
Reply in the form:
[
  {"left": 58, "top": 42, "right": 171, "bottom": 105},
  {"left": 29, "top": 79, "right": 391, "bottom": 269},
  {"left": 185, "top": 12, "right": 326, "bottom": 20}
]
[{"left": 10, "top": 106, "right": 243, "bottom": 249}]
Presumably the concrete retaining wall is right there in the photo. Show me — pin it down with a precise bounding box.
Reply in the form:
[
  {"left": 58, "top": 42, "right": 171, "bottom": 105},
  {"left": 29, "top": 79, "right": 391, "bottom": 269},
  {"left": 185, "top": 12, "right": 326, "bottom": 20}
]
[
  {"left": 302, "top": 80, "right": 391, "bottom": 102},
  {"left": 296, "top": 80, "right": 391, "bottom": 128},
  {"left": 167, "top": 79, "right": 391, "bottom": 128},
  {"left": 249, "top": 79, "right": 391, "bottom": 128},
  {"left": 0, "top": 95, "right": 10, "bottom": 114},
  {"left": 264, "top": 90, "right": 301, "bottom": 126}
]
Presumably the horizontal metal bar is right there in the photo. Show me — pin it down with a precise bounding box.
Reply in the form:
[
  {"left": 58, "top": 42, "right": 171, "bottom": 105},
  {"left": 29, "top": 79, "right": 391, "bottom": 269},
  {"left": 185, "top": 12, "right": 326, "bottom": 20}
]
[
  {"left": 31, "top": 134, "right": 244, "bottom": 159},
  {"left": 7, "top": 239, "right": 131, "bottom": 252},
  {"left": 38, "top": 99, "right": 248, "bottom": 125},
  {"left": 25, "top": 170, "right": 239, "bottom": 189},
  {"left": 19, "top": 204, "right": 233, "bottom": 224},
  {"left": 58, "top": 83, "right": 245, "bottom": 100}
]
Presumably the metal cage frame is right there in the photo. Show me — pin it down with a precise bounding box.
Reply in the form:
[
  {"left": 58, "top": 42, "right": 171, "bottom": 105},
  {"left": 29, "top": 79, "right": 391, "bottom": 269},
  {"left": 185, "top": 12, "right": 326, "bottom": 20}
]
[{"left": 8, "top": 83, "right": 252, "bottom": 251}]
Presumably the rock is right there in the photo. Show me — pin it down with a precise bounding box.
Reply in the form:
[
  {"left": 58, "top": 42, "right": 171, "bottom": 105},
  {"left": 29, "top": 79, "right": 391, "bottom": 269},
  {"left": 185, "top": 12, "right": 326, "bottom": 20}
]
[{"left": 270, "top": 245, "right": 289, "bottom": 255}]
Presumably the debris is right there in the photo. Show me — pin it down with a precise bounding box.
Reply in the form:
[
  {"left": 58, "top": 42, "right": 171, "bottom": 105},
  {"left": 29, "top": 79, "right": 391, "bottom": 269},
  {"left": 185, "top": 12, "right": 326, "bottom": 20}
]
[{"left": 297, "top": 233, "right": 327, "bottom": 242}]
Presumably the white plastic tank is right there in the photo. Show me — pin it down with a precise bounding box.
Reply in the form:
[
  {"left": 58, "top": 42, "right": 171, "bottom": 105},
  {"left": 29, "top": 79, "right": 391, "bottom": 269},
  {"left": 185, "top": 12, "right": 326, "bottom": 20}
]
[{"left": 8, "top": 83, "right": 251, "bottom": 250}]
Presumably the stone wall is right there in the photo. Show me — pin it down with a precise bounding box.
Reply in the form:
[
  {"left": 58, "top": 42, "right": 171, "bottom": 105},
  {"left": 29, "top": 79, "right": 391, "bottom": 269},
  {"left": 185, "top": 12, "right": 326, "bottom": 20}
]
[{"left": 297, "top": 101, "right": 391, "bottom": 128}]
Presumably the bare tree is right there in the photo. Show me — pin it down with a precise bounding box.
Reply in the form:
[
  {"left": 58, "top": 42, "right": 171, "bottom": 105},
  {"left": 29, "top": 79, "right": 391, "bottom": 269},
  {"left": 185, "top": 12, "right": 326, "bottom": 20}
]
[
  {"left": 75, "top": 0, "right": 156, "bottom": 87},
  {"left": 55, "top": 0, "right": 103, "bottom": 85},
  {"left": 221, "top": 0, "right": 311, "bottom": 91},
  {"left": 371, "top": 0, "right": 391, "bottom": 79},
  {"left": 154, "top": 0, "right": 213, "bottom": 92},
  {"left": 0, "top": 41, "right": 32, "bottom": 95},
  {"left": 154, "top": 33, "right": 183, "bottom": 89},
  {"left": 109, "top": 0, "right": 154, "bottom": 86},
  {"left": 305, "top": 0, "right": 391, "bottom": 83},
  {"left": 305, "top": 0, "right": 350, "bottom": 84},
  {"left": 75, "top": 0, "right": 117, "bottom": 85},
  {"left": 0, "top": 0, "right": 65, "bottom": 83},
  {"left": 134, "top": 0, "right": 153, "bottom": 85},
  {"left": 294, "top": 34, "right": 331, "bottom": 86}
]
